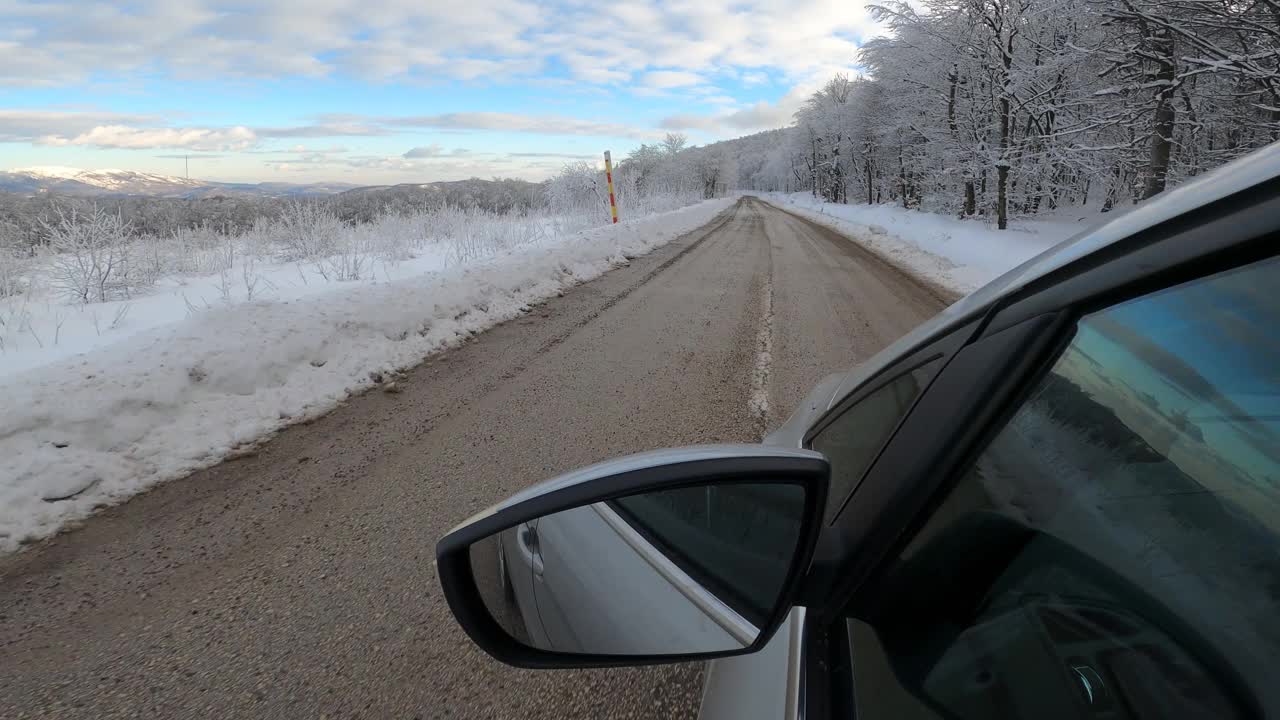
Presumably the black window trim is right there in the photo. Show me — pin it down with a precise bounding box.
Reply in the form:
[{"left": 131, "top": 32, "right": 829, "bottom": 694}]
[
  {"left": 804, "top": 352, "right": 945, "bottom": 447},
  {"left": 793, "top": 323, "right": 981, "bottom": 608},
  {"left": 807, "top": 355, "right": 945, "bottom": 527},
  {"left": 804, "top": 345, "right": 956, "bottom": 449},
  {"left": 804, "top": 312, "right": 1069, "bottom": 623}
]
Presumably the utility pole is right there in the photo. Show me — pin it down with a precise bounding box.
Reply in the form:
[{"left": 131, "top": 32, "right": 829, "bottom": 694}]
[
  {"left": 185, "top": 155, "right": 189, "bottom": 180},
  {"left": 604, "top": 151, "right": 618, "bottom": 224}
]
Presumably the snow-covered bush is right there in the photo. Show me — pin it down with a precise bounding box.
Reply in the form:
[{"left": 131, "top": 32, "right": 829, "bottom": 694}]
[
  {"left": 0, "top": 221, "right": 31, "bottom": 299},
  {"left": 345, "top": 212, "right": 418, "bottom": 264},
  {"left": 426, "top": 206, "right": 546, "bottom": 266},
  {"left": 272, "top": 200, "right": 344, "bottom": 261},
  {"left": 548, "top": 162, "right": 607, "bottom": 228},
  {"left": 170, "top": 224, "right": 238, "bottom": 275},
  {"left": 0, "top": 249, "right": 25, "bottom": 300},
  {"left": 40, "top": 205, "right": 150, "bottom": 304},
  {"left": 315, "top": 235, "right": 368, "bottom": 282},
  {"left": 3, "top": 169, "right": 714, "bottom": 315}
]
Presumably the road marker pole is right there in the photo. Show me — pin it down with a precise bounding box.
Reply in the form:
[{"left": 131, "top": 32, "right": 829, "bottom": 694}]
[{"left": 604, "top": 150, "right": 619, "bottom": 224}]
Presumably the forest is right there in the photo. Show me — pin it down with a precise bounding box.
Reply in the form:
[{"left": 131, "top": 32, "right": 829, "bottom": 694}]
[{"left": 667, "top": 0, "right": 1280, "bottom": 229}]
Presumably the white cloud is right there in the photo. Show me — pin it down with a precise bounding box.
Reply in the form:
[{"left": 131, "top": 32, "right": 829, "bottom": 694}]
[
  {"left": 256, "top": 123, "right": 391, "bottom": 138},
  {"left": 0, "top": 108, "right": 654, "bottom": 161},
  {"left": 403, "top": 144, "right": 446, "bottom": 159},
  {"left": 402, "top": 145, "right": 471, "bottom": 159},
  {"left": 288, "top": 144, "right": 349, "bottom": 154},
  {"left": 659, "top": 83, "right": 814, "bottom": 134},
  {"left": 263, "top": 150, "right": 564, "bottom": 181},
  {"left": 0, "top": 109, "right": 160, "bottom": 142},
  {"left": 642, "top": 70, "right": 704, "bottom": 89},
  {"left": 659, "top": 114, "right": 725, "bottom": 132},
  {"left": 1, "top": 1, "right": 883, "bottom": 87},
  {"left": 507, "top": 152, "right": 596, "bottom": 160},
  {"left": 154, "top": 153, "right": 225, "bottom": 159},
  {"left": 384, "top": 112, "right": 657, "bottom": 139},
  {"left": 37, "top": 125, "right": 258, "bottom": 151},
  {"left": 1, "top": 2, "right": 891, "bottom": 181},
  {"left": 1, "top": 110, "right": 403, "bottom": 152}
]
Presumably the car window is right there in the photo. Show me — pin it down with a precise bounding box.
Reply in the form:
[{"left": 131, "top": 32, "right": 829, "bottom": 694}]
[
  {"left": 811, "top": 361, "right": 939, "bottom": 524},
  {"left": 847, "top": 255, "right": 1280, "bottom": 719},
  {"left": 607, "top": 482, "right": 805, "bottom": 628}
]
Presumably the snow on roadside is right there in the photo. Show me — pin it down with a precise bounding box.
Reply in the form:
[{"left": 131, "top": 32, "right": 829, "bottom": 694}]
[
  {"left": 0, "top": 198, "right": 736, "bottom": 551},
  {"left": 762, "top": 193, "right": 1092, "bottom": 294}
]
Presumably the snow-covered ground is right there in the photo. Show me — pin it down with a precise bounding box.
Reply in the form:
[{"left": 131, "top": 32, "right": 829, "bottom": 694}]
[
  {"left": 763, "top": 193, "right": 1097, "bottom": 294},
  {"left": 0, "top": 197, "right": 735, "bottom": 551}
]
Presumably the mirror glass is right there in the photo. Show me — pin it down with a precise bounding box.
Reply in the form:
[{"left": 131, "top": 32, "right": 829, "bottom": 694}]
[{"left": 467, "top": 481, "right": 807, "bottom": 656}]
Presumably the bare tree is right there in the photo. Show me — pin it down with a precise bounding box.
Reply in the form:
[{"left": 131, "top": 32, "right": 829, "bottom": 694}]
[
  {"left": 41, "top": 204, "right": 141, "bottom": 304},
  {"left": 661, "top": 132, "right": 688, "bottom": 156}
]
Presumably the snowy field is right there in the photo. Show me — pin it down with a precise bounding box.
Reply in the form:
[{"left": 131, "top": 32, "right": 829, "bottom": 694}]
[
  {"left": 0, "top": 197, "right": 734, "bottom": 551},
  {"left": 764, "top": 193, "right": 1095, "bottom": 294}
]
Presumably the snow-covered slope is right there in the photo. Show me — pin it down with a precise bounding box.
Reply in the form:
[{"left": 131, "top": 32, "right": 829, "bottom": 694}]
[
  {"left": 763, "top": 193, "right": 1093, "bottom": 294},
  {"left": 0, "top": 197, "right": 735, "bottom": 551}
]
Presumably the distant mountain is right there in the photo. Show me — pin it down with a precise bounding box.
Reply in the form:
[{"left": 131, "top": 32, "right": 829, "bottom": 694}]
[
  {"left": 0, "top": 169, "right": 107, "bottom": 196},
  {"left": 0, "top": 167, "right": 360, "bottom": 198}
]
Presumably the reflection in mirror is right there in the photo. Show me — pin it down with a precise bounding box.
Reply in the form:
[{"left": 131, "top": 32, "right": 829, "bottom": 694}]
[{"left": 468, "top": 481, "right": 806, "bottom": 657}]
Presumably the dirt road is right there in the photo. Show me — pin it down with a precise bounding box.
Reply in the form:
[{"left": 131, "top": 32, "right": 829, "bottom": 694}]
[{"left": 0, "top": 197, "right": 948, "bottom": 719}]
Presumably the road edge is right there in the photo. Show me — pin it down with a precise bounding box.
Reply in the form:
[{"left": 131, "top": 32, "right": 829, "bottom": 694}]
[{"left": 750, "top": 196, "right": 962, "bottom": 305}]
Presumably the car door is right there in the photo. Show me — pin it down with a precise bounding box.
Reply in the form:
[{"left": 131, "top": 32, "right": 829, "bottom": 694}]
[{"left": 829, "top": 249, "right": 1280, "bottom": 718}]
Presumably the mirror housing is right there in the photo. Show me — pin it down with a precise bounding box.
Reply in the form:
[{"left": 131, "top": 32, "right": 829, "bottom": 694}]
[{"left": 436, "top": 445, "right": 828, "bottom": 668}]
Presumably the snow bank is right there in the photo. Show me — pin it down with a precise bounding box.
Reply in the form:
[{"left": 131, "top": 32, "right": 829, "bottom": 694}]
[
  {"left": 0, "top": 198, "right": 735, "bottom": 551},
  {"left": 763, "top": 193, "right": 1093, "bottom": 294}
]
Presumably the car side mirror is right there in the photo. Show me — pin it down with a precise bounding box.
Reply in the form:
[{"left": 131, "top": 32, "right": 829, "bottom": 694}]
[{"left": 436, "top": 445, "right": 828, "bottom": 668}]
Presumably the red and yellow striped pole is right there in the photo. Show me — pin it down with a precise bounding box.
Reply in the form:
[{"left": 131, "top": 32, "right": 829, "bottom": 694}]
[{"left": 604, "top": 150, "right": 619, "bottom": 224}]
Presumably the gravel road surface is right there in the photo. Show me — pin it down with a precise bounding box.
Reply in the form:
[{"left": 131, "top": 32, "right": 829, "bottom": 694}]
[{"left": 0, "top": 197, "right": 948, "bottom": 719}]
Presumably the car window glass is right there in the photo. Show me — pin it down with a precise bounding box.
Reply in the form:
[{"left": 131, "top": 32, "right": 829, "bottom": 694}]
[
  {"left": 812, "top": 361, "right": 939, "bottom": 524},
  {"left": 847, "top": 618, "right": 940, "bottom": 720},
  {"left": 848, "top": 255, "right": 1279, "bottom": 718},
  {"left": 607, "top": 482, "right": 805, "bottom": 628}
]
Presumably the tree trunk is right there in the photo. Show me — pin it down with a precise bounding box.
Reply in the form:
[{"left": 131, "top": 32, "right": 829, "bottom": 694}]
[
  {"left": 1102, "top": 165, "right": 1121, "bottom": 213},
  {"left": 996, "top": 94, "right": 1010, "bottom": 229},
  {"left": 810, "top": 139, "right": 819, "bottom": 198},
  {"left": 995, "top": 27, "right": 1014, "bottom": 230},
  {"left": 1143, "top": 27, "right": 1176, "bottom": 199},
  {"left": 899, "top": 149, "right": 909, "bottom": 209},
  {"left": 948, "top": 65, "right": 977, "bottom": 217},
  {"left": 996, "top": 165, "right": 1009, "bottom": 229},
  {"left": 866, "top": 160, "right": 873, "bottom": 205}
]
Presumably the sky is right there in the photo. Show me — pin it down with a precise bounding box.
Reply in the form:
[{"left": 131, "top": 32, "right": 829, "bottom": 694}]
[{"left": 0, "top": 0, "right": 884, "bottom": 185}]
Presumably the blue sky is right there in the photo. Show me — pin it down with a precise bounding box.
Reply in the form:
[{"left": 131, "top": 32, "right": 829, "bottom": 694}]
[{"left": 0, "top": 1, "right": 882, "bottom": 184}]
